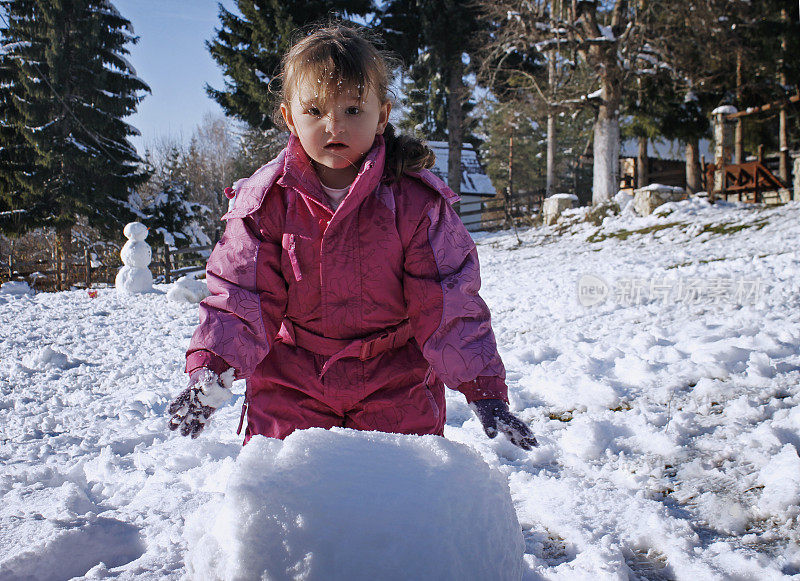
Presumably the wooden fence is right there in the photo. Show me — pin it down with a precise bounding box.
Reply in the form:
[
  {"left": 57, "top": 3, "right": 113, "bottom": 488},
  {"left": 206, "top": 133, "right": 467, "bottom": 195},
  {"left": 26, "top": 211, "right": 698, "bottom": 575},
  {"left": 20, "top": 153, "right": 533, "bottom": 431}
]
[
  {"left": 460, "top": 190, "right": 544, "bottom": 231},
  {"left": 1, "top": 195, "right": 543, "bottom": 293},
  {"left": 1, "top": 243, "right": 214, "bottom": 292},
  {"left": 1, "top": 247, "right": 118, "bottom": 292},
  {"left": 160, "top": 245, "right": 213, "bottom": 283}
]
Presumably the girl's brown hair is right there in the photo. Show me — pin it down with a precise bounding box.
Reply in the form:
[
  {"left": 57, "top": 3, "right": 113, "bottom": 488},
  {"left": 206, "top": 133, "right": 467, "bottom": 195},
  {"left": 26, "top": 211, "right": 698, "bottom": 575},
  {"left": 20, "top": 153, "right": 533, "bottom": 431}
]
[{"left": 272, "top": 23, "right": 435, "bottom": 181}]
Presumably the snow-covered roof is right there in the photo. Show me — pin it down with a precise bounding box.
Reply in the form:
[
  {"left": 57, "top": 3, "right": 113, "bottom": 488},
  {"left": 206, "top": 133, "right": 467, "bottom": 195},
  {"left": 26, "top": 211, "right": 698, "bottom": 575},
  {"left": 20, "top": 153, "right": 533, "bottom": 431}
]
[
  {"left": 620, "top": 137, "right": 712, "bottom": 162},
  {"left": 427, "top": 141, "right": 496, "bottom": 197}
]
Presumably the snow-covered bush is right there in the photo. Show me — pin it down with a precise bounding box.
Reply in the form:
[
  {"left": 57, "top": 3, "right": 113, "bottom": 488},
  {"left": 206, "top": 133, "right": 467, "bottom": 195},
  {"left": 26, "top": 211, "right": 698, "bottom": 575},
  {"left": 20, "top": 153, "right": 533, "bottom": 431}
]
[{"left": 166, "top": 275, "right": 209, "bottom": 304}]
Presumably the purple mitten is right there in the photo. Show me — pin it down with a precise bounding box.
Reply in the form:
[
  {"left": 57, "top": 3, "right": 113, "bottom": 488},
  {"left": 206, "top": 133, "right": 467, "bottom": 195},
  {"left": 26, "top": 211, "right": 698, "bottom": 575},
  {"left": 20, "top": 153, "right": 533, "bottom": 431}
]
[
  {"left": 168, "top": 368, "right": 234, "bottom": 438},
  {"left": 470, "top": 399, "right": 538, "bottom": 450}
]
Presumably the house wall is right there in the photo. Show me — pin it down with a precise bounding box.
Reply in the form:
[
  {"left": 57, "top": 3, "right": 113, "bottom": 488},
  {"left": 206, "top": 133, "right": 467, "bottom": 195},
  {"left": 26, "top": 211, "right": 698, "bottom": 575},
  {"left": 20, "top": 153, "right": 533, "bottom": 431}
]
[
  {"left": 459, "top": 195, "right": 483, "bottom": 231},
  {"left": 619, "top": 157, "right": 686, "bottom": 193}
]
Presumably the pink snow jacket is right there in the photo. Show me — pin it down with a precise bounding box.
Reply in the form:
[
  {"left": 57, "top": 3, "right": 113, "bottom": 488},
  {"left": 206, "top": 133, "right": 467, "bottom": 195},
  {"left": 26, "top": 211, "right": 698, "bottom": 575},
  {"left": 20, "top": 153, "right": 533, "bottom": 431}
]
[{"left": 186, "top": 135, "right": 508, "bottom": 403}]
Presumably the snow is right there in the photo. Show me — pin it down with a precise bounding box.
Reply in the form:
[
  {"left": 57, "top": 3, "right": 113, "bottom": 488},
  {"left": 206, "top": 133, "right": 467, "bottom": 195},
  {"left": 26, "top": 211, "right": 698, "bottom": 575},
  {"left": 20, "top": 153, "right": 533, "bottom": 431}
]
[
  {"left": 1, "top": 199, "right": 800, "bottom": 578},
  {"left": 185, "top": 430, "right": 524, "bottom": 580},
  {"left": 712, "top": 105, "right": 738, "bottom": 116},
  {"left": 0, "top": 41, "right": 31, "bottom": 55},
  {"left": 166, "top": 275, "right": 209, "bottom": 304},
  {"left": 427, "top": 140, "right": 495, "bottom": 196},
  {"left": 1, "top": 280, "right": 32, "bottom": 295},
  {"left": 116, "top": 222, "right": 153, "bottom": 294},
  {"left": 638, "top": 183, "right": 685, "bottom": 193},
  {"left": 619, "top": 137, "right": 713, "bottom": 162}
]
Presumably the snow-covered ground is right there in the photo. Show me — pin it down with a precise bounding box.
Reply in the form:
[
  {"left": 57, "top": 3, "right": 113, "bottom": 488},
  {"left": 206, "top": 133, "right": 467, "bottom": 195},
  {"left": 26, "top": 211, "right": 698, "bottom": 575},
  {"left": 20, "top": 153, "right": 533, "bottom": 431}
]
[{"left": 1, "top": 197, "right": 799, "bottom": 579}]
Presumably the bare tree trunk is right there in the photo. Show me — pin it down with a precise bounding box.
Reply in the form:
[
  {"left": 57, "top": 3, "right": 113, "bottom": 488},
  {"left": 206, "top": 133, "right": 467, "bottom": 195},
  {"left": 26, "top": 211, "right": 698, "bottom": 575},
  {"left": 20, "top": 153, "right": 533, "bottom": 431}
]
[
  {"left": 779, "top": 7, "right": 789, "bottom": 183},
  {"left": 56, "top": 226, "right": 72, "bottom": 291},
  {"left": 586, "top": 4, "right": 622, "bottom": 206},
  {"left": 636, "top": 136, "right": 648, "bottom": 189},
  {"left": 546, "top": 47, "right": 557, "bottom": 196},
  {"left": 447, "top": 61, "right": 465, "bottom": 199},
  {"left": 685, "top": 140, "right": 700, "bottom": 194},
  {"left": 592, "top": 75, "right": 621, "bottom": 205},
  {"left": 546, "top": 112, "right": 556, "bottom": 196},
  {"left": 735, "top": 49, "right": 744, "bottom": 164}
]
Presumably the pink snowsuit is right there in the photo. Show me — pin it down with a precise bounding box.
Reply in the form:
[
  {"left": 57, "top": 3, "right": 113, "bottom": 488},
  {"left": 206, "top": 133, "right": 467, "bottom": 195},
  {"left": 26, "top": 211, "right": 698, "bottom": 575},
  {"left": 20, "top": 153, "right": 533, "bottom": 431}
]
[{"left": 186, "top": 135, "right": 508, "bottom": 441}]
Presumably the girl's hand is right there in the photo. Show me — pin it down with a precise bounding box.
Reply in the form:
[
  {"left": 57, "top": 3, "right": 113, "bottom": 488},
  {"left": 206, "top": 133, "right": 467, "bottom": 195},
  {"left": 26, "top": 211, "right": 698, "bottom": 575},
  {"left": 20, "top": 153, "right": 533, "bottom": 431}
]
[
  {"left": 168, "top": 368, "right": 234, "bottom": 438},
  {"left": 470, "top": 399, "right": 538, "bottom": 450}
]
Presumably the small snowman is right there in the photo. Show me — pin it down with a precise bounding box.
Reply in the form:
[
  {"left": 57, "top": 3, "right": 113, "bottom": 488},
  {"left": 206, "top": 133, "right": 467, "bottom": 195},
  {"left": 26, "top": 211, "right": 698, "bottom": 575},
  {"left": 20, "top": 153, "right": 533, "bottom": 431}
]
[{"left": 116, "top": 222, "right": 153, "bottom": 294}]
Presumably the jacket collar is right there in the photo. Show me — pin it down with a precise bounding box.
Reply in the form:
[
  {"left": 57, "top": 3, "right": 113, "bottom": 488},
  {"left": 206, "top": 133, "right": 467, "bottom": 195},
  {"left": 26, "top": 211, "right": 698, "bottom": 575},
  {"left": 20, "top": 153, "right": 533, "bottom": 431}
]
[{"left": 279, "top": 134, "right": 387, "bottom": 218}]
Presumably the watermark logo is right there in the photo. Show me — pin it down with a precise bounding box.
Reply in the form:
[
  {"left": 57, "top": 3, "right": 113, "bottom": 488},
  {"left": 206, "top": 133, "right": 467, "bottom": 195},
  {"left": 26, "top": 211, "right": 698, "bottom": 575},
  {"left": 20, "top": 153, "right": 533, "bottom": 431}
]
[
  {"left": 578, "top": 274, "right": 765, "bottom": 307},
  {"left": 577, "top": 274, "right": 610, "bottom": 307}
]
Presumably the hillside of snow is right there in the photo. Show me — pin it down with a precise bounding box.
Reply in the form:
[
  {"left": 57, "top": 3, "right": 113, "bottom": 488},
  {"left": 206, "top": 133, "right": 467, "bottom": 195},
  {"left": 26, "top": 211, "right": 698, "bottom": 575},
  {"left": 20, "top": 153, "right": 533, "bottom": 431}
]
[{"left": 1, "top": 197, "right": 799, "bottom": 579}]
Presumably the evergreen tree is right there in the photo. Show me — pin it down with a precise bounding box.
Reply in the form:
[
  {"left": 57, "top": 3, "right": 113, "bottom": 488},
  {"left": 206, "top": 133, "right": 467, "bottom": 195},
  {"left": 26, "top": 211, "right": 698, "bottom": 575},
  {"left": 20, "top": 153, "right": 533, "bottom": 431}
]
[
  {"left": 381, "top": 0, "right": 484, "bottom": 195},
  {"left": 480, "top": 101, "right": 545, "bottom": 199},
  {"left": 206, "top": 0, "right": 372, "bottom": 130},
  {"left": 398, "top": 55, "right": 448, "bottom": 141},
  {"left": 143, "top": 147, "right": 210, "bottom": 249},
  {"left": 0, "top": 0, "right": 150, "bottom": 255},
  {"left": 480, "top": 98, "right": 592, "bottom": 204},
  {"left": 399, "top": 53, "right": 480, "bottom": 150},
  {"left": 0, "top": 0, "right": 49, "bottom": 234},
  {"left": 231, "top": 126, "right": 288, "bottom": 181}
]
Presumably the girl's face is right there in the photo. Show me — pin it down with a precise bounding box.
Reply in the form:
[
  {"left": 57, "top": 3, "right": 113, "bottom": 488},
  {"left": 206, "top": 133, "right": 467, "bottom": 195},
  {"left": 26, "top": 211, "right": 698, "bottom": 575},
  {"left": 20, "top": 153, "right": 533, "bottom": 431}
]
[{"left": 281, "top": 79, "right": 391, "bottom": 189}]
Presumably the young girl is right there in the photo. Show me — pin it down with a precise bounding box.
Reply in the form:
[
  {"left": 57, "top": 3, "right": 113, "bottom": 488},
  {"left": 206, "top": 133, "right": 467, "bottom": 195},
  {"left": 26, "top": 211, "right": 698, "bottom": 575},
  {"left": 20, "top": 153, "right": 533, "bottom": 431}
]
[{"left": 168, "top": 24, "right": 536, "bottom": 450}]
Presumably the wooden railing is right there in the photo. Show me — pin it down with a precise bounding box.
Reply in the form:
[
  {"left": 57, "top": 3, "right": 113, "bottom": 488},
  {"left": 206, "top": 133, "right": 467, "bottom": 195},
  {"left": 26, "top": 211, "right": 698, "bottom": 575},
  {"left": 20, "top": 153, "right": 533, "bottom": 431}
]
[
  {"left": 705, "top": 160, "right": 787, "bottom": 203},
  {"left": 159, "top": 245, "right": 213, "bottom": 283},
  {"left": 1, "top": 247, "right": 117, "bottom": 291},
  {"left": 459, "top": 190, "right": 545, "bottom": 231},
  {"left": 2, "top": 243, "right": 216, "bottom": 291}
]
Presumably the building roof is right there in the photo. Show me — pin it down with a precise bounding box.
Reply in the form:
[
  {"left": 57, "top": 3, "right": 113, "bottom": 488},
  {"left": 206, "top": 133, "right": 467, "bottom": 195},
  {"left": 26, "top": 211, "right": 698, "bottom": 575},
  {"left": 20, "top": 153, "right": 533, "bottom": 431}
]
[
  {"left": 619, "top": 137, "right": 713, "bottom": 162},
  {"left": 427, "top": 141, "right": 497, "bottom": 197}
]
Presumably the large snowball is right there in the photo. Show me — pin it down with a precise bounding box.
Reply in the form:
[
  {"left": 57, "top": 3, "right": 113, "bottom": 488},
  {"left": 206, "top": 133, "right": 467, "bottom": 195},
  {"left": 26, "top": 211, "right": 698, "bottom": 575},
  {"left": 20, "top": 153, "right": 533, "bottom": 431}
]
[{"left": 185, "top": 429, "right": 524, "bottom": 581}]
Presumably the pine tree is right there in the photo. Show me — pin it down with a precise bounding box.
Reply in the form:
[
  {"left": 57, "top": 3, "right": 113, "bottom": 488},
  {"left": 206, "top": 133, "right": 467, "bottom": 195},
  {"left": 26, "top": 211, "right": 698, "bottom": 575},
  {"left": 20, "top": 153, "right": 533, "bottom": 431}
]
[
  {"left": 480, "top": 101, "right": 546, "bottom": 199},
  {"left": 206, "top": 0, "right": 372, "bottom": 131},
  {"left": 0, "top": 0, "right": 150, "bottom": 259},
  {"left": 143, "top": 147, "right": 210, "bottom": 249},
  {"left": 0, "top": 0, "right": 48, "bottom": 234},
  {"left": 231, "top": 126, "right": 288, "bottom": 181},
  {"left": 399, "top": 53, "right": 480, "bottom": 149},
  {"left": 398, "top": 55, "right": 448, "bottom": 141},
  {"left": 381, "top": 0, "right": 484, "bottom": 196}
]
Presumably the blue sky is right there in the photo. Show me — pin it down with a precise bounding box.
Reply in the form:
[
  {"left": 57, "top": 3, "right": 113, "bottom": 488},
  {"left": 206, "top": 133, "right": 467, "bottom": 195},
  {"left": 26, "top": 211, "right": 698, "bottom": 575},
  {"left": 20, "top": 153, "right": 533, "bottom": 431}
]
[{"left": 114, "top": 0, "right": 234, "bottom": 154}]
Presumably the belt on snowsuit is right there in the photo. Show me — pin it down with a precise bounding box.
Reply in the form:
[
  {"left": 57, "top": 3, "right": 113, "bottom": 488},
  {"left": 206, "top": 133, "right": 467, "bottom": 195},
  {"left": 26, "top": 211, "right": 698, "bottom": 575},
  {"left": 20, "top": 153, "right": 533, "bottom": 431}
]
[{"left": 277, "top": 318, "right": 414, "bottom": 378}]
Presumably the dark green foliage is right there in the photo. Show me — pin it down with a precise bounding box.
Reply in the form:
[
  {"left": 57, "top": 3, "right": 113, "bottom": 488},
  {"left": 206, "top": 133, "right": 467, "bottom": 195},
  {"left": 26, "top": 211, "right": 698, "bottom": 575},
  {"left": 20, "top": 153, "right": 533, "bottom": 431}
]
[
  {"left": 398, "top": 52, "right": 480, "bottom": 148},
  {"left": 397, "top": 54, "right": 448, "bottom": 141},
  {"left": 231, "top": 126, "right": 288, "bottom": 180},
  {"left": 0, "top": 0, "right": 150, "bottom": 238},
  {"left": 479, "top": 99, "right": 592, "bottom": 203},
  {"left": 206, "top": 0, "right": 372, "bottom": 130},
  {"left": 141, "top": 147, "right": 210, "bottom": 248},
  {"left": 381, "top": 0, "right": 485, "bottom": 194},
  {"left": 480, "top": 101, "right": 546, "bottom": 197},
  {"left": 640, "top": 0, "right": 799, "bottom": 149},
  {"left": 0, "top": 0, "right": 50, "bottom": 234}
]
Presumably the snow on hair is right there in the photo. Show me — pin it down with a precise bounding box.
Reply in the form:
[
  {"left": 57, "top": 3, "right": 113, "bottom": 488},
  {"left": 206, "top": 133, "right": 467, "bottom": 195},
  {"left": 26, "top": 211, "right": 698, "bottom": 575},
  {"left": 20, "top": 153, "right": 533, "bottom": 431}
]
[{"left": 272, "top": 23, "right": 434, "bottom": 180}]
